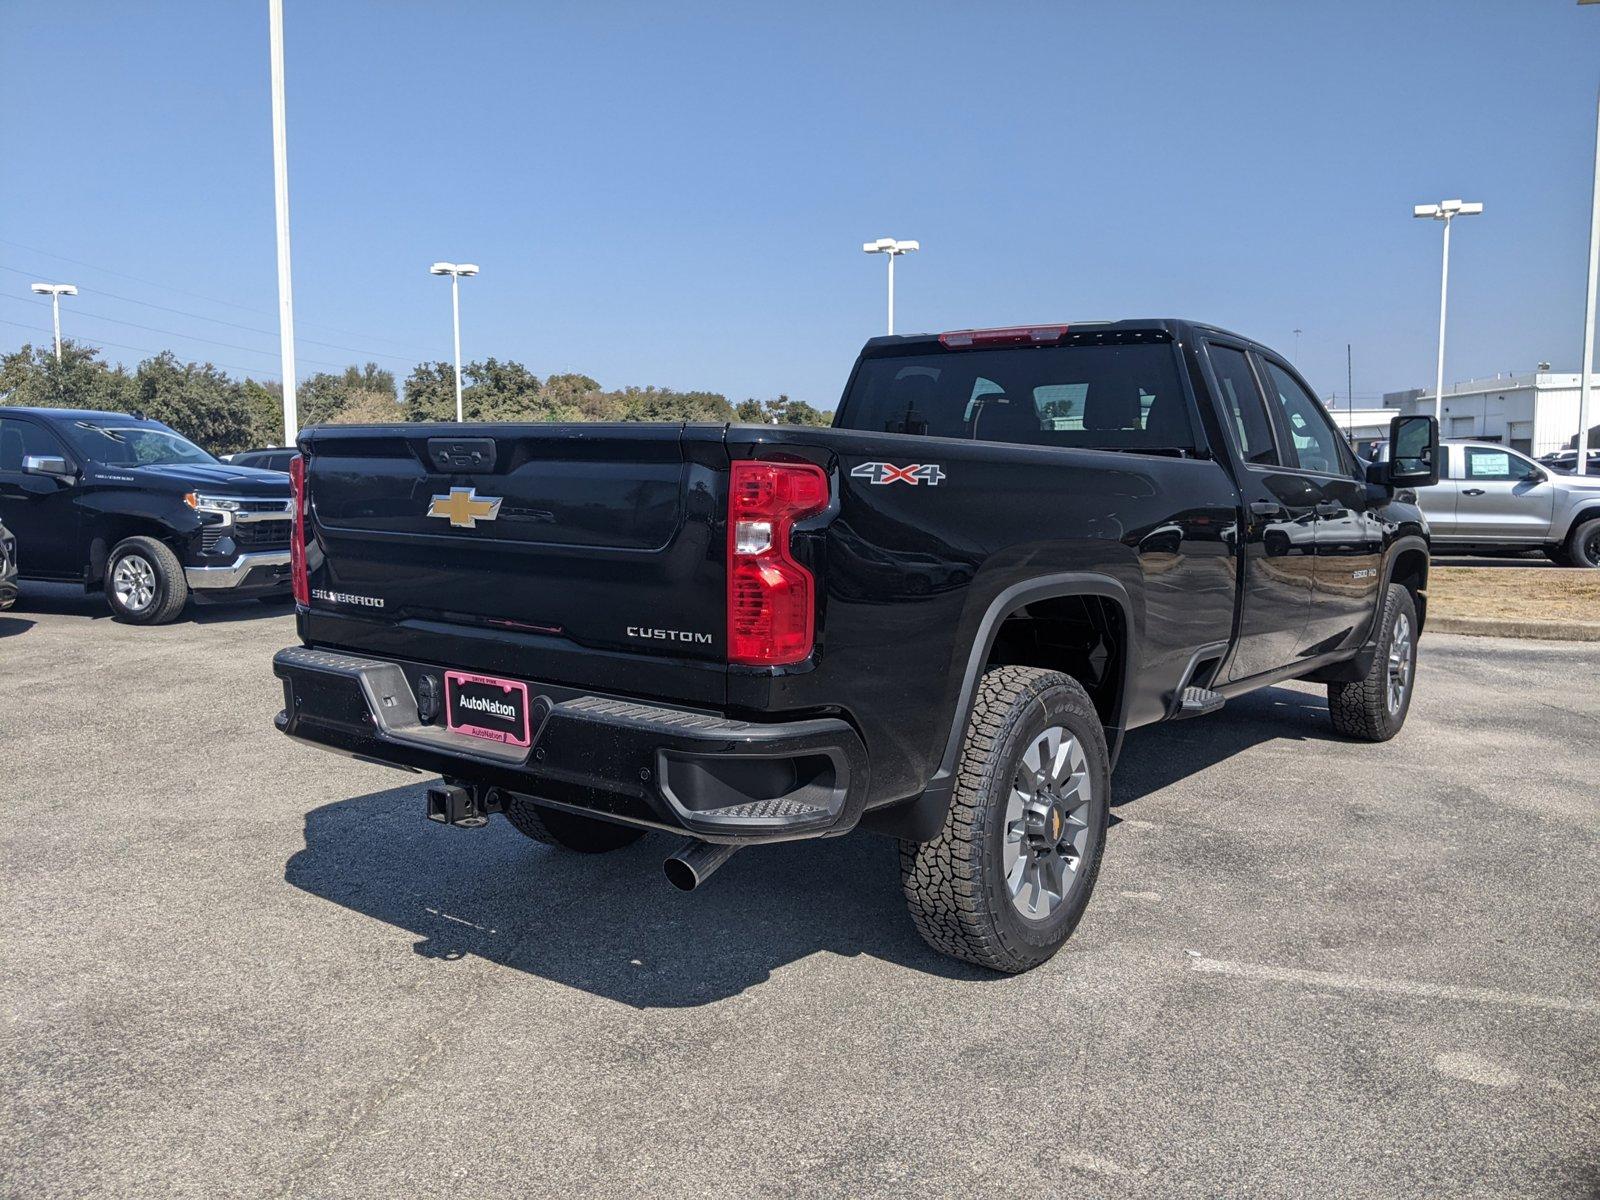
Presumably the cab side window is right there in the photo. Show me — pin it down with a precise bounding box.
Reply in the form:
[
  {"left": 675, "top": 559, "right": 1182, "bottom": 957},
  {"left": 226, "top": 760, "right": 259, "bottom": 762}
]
[
  {"left": 0, "top": 417, "right": 69, "bottom": 472},
  {"left": 1461, "top": 447, "right": 1540, "bottom": 482},
  {"left": 1207, "top": 344, "right": 1277, "bottom": 465},
  {"left": 1260, "top": 361, "right": 1346, "bottom": 475}
]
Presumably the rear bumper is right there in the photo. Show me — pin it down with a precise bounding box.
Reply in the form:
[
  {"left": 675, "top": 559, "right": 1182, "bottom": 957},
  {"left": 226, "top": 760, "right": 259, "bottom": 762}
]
[
  {"left": 272, "top": 645, "right": 869, "bottom": 844},
  {"left": 186, "top": 550, "right": 291, "bottom": 591}
]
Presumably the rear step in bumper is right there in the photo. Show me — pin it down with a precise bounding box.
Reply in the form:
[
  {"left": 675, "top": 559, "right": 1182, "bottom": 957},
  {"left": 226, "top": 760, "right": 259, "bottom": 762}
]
[{"left": 272, "top": 645, "right": 869, "bottom": 843}]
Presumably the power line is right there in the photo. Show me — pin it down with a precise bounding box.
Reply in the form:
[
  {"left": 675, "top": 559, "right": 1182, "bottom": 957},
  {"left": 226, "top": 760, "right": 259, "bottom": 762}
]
[
  {"left": 0, "top": 237, "right": 420, "bottom": 352},
  {"left": 0, "top": 262, "right": 417, "bottom": 365},
  {"left": 0, "top": 292, "right": 363, "bottom": 371},
  {"left": 0, "top": 316, "right": 272, "bottom": 379}
]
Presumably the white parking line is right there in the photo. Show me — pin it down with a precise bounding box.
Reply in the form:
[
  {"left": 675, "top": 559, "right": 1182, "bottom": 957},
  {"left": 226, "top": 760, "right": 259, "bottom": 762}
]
[{"left": 1188, "top": 956, "right": 1600, "bottom": 1016}]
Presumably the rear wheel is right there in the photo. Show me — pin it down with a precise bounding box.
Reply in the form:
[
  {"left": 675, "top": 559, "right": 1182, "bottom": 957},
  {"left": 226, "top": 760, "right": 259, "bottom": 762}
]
[
  {"left": 1566, "top": 517, "right": 1600, "bottom": 569},
  {"left": 1328, "top": 583, "right": 1417, "bottom": 742},
  {"left": 503, "top": 796, "right": 645, "bottom": 853},
  {"left": 899, "top": 665, "right": 1110, "bottom": 974},
  {"left": 105, "top": 536, "right": 188, "bottom": 625}
]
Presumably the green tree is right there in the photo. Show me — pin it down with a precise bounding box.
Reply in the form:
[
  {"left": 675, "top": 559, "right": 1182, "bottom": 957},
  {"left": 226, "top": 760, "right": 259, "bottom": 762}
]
[
  {"left": 239, "top": 377, "right": 286, "bottom": 446},
  {"left": 403, "top": 358, "right": 560, "bottom": 422},
  {"left": 0, "top": 341, "right": 136, "bottom": 412},
  {"left": 612, "top": 387, "right": 734, "bottom": 423},
  {"left": 296, "top": 362, "right": 399, "bottom": 427},
  {"left": 781, "top": 399, "right": 831, "bottom": 426},
  {"left": 735, "top": 398, "right": 765, "bottom": 422},
  {"left": 134, "top": 351, "right": 254, "bottom": 455}
]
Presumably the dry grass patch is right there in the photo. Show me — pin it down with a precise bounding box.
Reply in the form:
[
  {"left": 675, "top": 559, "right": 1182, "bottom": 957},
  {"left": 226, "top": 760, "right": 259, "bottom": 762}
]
[{"left": 1429, "top": 566, "right": 1600, "bottom": 624}]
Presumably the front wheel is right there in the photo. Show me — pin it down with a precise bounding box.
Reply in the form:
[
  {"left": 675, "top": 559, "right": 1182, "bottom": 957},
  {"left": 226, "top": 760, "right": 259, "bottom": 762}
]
[
  {"left": 1566, "top": 517, "right": 1600, "bottom": 569},
  {"left": 899, "top": 666, "right": 1110, "bottom": 974},
  {"left": 1328, "top": 583, "right": 1417, "bottom": 742},
  {"left": 105, "top": 536, "right": 189, "bottom": 625}
]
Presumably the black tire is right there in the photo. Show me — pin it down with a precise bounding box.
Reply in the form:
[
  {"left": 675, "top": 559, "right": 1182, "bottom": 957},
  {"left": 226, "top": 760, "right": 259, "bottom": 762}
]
[
  {"left": 104, "top": 536, "right": 188, "bottom": 625},
  {"left": 503, "top": 796, "right": 645, "bottom": 853},
  {"left": 1566, "top": 517, "right": 1600, "bottom": 569},
  {"left": 899, "top": 666, "right": 1110, "bottom": 974},
  {"left": 1328, "top": 583, "right": 1418, "bottom": 742}
]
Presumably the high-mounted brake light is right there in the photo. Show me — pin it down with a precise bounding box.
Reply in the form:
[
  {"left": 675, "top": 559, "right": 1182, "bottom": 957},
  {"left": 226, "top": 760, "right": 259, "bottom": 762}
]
[
  {"left": 727, "top": 460, "right": 829, "bottom": 666},
  {"left": 938, "top": 325, "right": 1071, "bottom": 349},
  {"left": 289, "top": 453, "right": 309, "bottom": 606}
]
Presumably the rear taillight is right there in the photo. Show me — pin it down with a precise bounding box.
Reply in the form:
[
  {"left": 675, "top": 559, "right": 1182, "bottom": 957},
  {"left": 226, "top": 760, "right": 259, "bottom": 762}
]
[
  {"left": 727, "top": 460, "right": 829, "bottom": 666},
  {"left": 289, "top": 453, "right": 309, "bottom": 606}
]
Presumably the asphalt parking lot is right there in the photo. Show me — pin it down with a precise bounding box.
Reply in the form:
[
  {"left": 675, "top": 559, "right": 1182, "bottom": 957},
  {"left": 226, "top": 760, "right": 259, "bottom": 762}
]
[{"left": 2, "top": 585, "right": 1597, "bottom": 1199}]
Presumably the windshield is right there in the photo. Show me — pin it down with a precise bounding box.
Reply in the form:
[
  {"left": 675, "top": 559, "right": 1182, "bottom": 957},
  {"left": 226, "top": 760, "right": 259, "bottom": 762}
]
[
  {"left": 64, "top": 421, "right": 216, "bottom": 467},
  {"left": 837, "top": 340, "right": 1196, "bottom": 454}
]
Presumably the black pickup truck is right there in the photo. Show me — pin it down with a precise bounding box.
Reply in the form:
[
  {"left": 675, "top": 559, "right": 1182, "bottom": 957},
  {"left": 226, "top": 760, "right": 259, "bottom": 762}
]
[
  {"left": 272, "top": 320, "right": 1438, "bottom": 973},
  {"left": 0, "top": 407, "right": 293, "bottom": 623}
]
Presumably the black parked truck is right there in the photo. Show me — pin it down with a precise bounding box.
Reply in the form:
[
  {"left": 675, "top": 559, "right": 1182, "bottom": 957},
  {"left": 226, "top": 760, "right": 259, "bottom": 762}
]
[
  {"left": 0, "top": 408, "right": 293, "bottom": 623},
  {"left": 272, "top": 320, "right": 1439, "bottom": 973}
]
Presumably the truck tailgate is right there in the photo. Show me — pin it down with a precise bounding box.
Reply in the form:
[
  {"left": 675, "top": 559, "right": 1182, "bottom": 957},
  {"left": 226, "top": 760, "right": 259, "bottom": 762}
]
[{"left": 299, "top": 423, "right": 728, "bottom": 702}]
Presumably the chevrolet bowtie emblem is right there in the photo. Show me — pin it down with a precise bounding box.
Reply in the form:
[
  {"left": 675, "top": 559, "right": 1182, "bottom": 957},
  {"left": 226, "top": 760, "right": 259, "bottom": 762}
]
[{"left": 428, "top": 486, "right": 503, "bottom": 529}]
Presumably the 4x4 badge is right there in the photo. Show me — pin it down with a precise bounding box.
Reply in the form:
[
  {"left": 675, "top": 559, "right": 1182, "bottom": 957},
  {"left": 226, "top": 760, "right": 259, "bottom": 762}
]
[
  {"left": 428, "top": 487, "right": 503, "bottom": 528},
  {"left": 851, "top": 461, "right": 946, "bottom": 486}
]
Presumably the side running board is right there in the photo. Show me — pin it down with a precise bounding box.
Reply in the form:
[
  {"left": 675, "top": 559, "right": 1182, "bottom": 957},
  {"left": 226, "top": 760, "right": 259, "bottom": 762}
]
[{"left": 1173, "top": 686, "right": 1225, "bottom": 720}]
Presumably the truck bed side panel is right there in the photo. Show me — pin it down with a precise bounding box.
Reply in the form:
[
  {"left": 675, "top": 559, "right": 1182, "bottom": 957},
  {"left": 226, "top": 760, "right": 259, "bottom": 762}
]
[{"left": 725, "top": 427, "right": 1240, "bottom": 807}]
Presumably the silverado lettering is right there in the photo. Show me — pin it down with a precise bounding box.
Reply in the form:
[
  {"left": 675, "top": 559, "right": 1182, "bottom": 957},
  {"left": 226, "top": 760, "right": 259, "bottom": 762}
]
[{"left": 272, "top": 319, "right": 1440, "bottom": 974}]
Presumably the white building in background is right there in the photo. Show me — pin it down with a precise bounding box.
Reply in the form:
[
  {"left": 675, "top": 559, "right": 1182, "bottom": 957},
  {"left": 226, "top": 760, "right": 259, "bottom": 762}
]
[
  {"left": 1329, "top": 371, "right": 1600, "bottom": 457},
  {"left": 1326, "top": 406, "right": 1400, "bottom": 445}
]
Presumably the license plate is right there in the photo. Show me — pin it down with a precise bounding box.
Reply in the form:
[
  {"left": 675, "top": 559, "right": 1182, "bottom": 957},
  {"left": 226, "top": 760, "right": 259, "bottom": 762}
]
[{"left": 444, "top": 670, "right": 531, "bottom": 747}]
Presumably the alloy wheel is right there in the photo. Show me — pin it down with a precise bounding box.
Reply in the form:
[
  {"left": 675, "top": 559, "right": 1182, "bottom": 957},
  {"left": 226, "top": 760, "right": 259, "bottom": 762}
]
[
  {"left": 112, "top": 554, "right": 157, "bottom": 613},
  {"left": 1003, "top": 725, "right": 1093, "bottom": 920},
  {"left": 1386, "top": 611, "right": 1413, "bottom": 715}
]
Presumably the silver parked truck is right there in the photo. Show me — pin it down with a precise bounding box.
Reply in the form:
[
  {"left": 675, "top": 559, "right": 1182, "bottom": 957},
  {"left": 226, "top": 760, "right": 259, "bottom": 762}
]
[{"left": 1377, "top": 440, "right": 1600, "bottom": 567}]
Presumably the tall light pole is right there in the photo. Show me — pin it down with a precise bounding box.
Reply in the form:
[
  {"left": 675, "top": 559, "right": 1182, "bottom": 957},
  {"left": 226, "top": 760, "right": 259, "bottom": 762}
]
[
  {"left": 862, "top": 237, "right": 919, "bottom": 335},
  {"left": 1575, "top": 84, "right": 1599, "bottom": 475},
  {"left": 29, "top": 283, "right": 77, "bottom": 362},
  {"left": 1413, "top": 199, "right": 1484, "bottom": 421},
  {"left": 1292, "top": 327, "right": 1302, "bottom": 364},
  {"left": 430, "top": 262, "right": 479, "bottom": 421},
  {"left": 268, "top": 0, "right": 298, "bottom": 446}
]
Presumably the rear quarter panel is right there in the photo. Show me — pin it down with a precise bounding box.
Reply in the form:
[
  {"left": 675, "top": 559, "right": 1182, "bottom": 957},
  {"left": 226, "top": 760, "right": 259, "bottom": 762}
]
[{"left": 726, "top": 426, "right": 1240, "bottom": 807}]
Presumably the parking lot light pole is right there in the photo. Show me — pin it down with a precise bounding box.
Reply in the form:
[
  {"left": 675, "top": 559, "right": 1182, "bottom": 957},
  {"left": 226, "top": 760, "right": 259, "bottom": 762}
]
[
  {"left": 268, "top": 0, "right": 297, "bottom": 446},
  {"left": 429, "top": 262, "right": 479, "bottom": 422},
  {"left": 1413, "top": 199, "right": 1484, "bottom": 421},
  {"left": 862, "top": 237, "right": 919, "bottom": 335},
  {"left": 29, "top": 283, "right": 78, "bottom": 362},
  {"left": 1575, "top": 85, "right": 1599, "bottom": 476}
]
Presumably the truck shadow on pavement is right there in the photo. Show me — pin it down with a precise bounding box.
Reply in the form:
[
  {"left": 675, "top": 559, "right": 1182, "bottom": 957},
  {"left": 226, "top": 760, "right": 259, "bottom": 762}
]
[
  {"left": 284, "top": 685, "right": 1338, "bottom": 1008},
  {"left": 1110, "top": 684, "right": 1341, "bottom": 809}
]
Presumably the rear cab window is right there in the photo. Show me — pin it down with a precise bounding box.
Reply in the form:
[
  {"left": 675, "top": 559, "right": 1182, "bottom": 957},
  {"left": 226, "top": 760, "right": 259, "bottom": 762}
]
[{"left": 836, "top": 332, "right": 1198, "bottom": 455}]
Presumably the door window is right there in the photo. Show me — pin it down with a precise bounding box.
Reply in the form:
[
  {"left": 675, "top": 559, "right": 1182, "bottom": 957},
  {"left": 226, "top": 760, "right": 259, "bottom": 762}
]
[
  {"left": 1462, "top": 446, "right": 1541, "bottom": 482},
  {"left": 0, "top": 418, "right": 69, "bottom": 471},
  {"left": 1260, "top": 361, "right": 1346, "bottom": 475},
  {"left": 1207, "top": 345, "right": 1277, "bottom": 465}
]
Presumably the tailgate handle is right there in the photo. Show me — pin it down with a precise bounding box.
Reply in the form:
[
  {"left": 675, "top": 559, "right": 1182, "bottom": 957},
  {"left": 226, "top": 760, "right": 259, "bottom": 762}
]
[{"left": 426, "top": 437, "right": 498, "bottom": 473}]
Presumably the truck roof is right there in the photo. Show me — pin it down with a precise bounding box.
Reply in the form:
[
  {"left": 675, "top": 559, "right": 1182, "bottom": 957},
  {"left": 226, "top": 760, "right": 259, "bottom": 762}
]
[
  {"left": 861, "top": 318, "right": 1260, "bottom": 353},
  {"left": 2, "top": 406, "right": 156, "bottom": 425}
]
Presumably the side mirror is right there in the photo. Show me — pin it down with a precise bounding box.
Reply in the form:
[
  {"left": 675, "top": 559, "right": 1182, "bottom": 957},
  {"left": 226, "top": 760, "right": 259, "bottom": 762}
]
[
  {"left": 22, "top": 454, "right": 73, "bottom": 479},
  {"left": 1385, "top": 415, "right": 1439, "bottom": 488}
]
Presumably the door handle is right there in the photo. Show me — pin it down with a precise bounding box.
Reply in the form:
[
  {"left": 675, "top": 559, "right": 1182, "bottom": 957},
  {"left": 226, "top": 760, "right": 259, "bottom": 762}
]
[
  {"left": 1249, "top": 500, "right": 1287, "bottom": 519},
  {"left": 1462, "top": 488, "right": 1486, "bottom": 496}
]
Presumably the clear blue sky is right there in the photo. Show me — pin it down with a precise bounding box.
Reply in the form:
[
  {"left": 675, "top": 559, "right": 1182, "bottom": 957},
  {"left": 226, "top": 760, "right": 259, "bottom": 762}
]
[{"left": 2, "top": 1, "right": 1598, "bottom": 410}]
